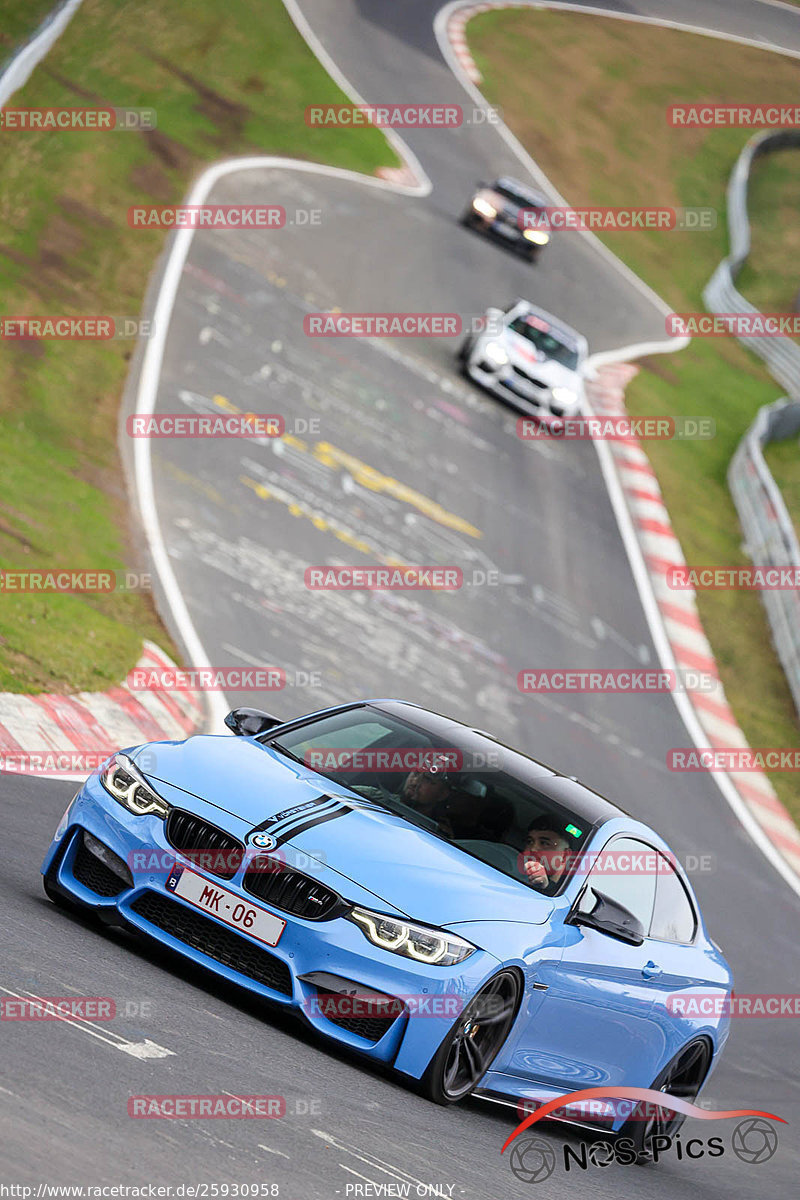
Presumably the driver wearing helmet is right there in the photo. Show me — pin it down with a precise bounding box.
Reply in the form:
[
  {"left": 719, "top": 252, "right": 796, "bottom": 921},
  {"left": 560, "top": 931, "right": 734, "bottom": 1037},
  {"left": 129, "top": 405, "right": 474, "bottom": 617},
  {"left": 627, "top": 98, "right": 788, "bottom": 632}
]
[{"left": 402, "top": 757, "right": 454, "bottom": 818}]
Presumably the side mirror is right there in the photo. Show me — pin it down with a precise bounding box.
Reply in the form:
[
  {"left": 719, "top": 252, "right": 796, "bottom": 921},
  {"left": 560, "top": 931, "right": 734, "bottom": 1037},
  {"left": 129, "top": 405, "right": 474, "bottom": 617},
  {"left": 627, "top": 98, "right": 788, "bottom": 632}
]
[
  {"left": 567, "top": 887, "right": 645, "bottom": 946},
  {"left": 224, "top": 708, "right": 283, "bottom": 737}
]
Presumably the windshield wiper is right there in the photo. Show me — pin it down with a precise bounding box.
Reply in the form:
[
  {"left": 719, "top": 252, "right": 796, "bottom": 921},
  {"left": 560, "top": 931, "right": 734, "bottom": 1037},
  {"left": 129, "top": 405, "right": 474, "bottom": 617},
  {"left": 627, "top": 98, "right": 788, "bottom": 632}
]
[{"left": 267, "top": 741, "right": 306, "bottom": 766}]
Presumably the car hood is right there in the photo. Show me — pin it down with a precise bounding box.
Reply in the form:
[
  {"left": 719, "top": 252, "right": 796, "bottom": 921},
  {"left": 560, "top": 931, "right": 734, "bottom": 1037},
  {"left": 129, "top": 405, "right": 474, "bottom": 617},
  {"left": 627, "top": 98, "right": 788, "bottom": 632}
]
[{"left": 132, "top": 735, "right": 553, "bottom": 929}]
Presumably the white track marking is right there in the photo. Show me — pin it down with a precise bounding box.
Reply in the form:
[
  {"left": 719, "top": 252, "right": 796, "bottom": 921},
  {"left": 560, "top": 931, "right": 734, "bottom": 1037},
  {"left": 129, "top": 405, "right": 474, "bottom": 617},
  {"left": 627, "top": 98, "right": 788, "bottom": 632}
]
[
  {"left": 587, "top": 412, "right": 800, "bottom": 898},
  {"left": 441, "top": 1, "right": 800, "bottom": 65},
  {"left": 282, "top": 0, "right": 429, "bottom": 191},
  {"left": 312, "top": 1129, "right": 454, "bottom": 1193},
  {"left": 0, "top": 0, "right": 84, "bottom": 108},
  {"left": 437, "top": 0, "right": 800, "bottom": 899},
  {"left": 130, "top": 0, "right": 800, "bottom": 899},
  {"left": 312, "top": 1130, "right": 426, "bottom": 1186},
  {"left": 0, "top": 986, "right": 175, "bottom": 1058},
  {"left": 132, "top": 154, "right": 428, "bottom": 738},
  {"left": 258, "top": 1145, "right": 291, "bottom": 1159},
  {"left": 754, "top": 0, "right": 800, "bottom": 12},
  {"left": 436, "top": 1, "right": 689, "bottom": 339},
  {"left": 339, "top": 1165, "right": 380, "bottom": 1187}
]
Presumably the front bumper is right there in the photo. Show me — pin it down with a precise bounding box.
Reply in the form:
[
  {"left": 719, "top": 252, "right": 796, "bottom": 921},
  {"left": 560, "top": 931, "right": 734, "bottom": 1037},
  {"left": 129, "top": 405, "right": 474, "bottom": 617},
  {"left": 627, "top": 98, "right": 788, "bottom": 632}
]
[
  {"left": 465, "top": 357, "right": 577, "bottom": 419},
  {"left": 41, "top": 776, "right": 501, "bottom": 1080},
  {"left": 468, "top": 213, "right": 541, "bottom": 255}
]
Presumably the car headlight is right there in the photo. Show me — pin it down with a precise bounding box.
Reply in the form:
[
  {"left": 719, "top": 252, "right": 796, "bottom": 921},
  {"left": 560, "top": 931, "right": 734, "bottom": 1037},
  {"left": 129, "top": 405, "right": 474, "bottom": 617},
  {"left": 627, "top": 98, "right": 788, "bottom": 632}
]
[
  {"left": 484, "top": 340, "right": 509, "bottom": 366},
  {"left": 348, "top": 906, "right": 476, "bottom": 966},
  {"left": 551, "top": 386, "right": 578, "bottom": 408},
  {"left": 523, "top": 229, "right": 550, "bottom": 245},
  {"left": 472, "top": 196, "right": 497, "bottom": 220},
  {"left": 100, "top": 752, "right": 170, "bottom": 819}
]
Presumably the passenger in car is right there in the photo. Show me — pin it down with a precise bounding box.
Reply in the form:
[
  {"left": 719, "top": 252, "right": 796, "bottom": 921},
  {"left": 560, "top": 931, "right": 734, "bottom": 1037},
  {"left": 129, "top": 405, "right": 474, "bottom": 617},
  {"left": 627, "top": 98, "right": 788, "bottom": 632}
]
[{"left": 521, "top": 816, "right": 574, "bottom": 891}]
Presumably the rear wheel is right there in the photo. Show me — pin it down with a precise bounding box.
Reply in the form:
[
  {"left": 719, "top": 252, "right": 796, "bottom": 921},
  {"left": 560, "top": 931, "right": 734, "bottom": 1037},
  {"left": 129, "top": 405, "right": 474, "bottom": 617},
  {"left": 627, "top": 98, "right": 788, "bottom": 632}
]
[
  {"left": 620, "top": 1038, "right": 712, "bottom": 1164},
  {"left": 421, "top": 969, "right": 521, "bottom": 1105}
]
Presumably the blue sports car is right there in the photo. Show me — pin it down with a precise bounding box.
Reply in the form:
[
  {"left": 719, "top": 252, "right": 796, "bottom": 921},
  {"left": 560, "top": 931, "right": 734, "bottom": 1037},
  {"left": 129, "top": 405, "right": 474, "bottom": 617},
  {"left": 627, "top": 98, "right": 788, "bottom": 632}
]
[{"left": 42, "top": 699, "right": 731, "bottom": 1148}]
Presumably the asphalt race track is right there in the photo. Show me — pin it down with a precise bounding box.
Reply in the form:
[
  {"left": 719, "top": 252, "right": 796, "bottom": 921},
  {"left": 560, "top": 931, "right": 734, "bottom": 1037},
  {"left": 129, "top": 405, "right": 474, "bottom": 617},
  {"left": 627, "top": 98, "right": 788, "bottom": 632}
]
[{"left": 2, "top": 1, "right": 800, "bottom": 1196}]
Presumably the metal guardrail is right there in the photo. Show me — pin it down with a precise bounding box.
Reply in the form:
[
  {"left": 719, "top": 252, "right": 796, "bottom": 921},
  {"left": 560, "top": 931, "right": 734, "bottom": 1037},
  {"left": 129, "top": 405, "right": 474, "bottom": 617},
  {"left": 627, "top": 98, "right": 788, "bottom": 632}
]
[
  {"left": 714, "top": 131, "right": 800, "bottom": 716},
  {"left": 704, "top": 130, "right": 800, "bottom": 399},
  {"left": 729, "top": 400, "right": 800, "bottom": 717}
]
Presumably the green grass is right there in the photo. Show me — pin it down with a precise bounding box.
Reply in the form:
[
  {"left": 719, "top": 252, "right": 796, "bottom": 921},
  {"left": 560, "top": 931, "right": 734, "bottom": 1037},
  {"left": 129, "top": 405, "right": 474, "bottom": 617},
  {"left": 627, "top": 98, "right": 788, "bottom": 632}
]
[
  {"left": 739, "top": 149, "right": 800, "bottom": 320},
  {"left": 765, "top": 437, "right": 800, "bottom": 546},
  {"left": 0, "top": 0, "right": 59, "bottom": 59},
  {"left": 0, "top": 0, "right": 396, "bottom": 694},
  {"left": 468, "top": 8, "right": 800, "bottom": 825}
]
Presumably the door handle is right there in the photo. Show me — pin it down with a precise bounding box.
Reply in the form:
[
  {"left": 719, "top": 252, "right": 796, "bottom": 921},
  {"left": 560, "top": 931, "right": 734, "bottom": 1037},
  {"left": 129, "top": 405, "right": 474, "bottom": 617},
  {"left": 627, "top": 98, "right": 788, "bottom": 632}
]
[{"left": 642, "top": 960, "right": 662, "bottom": 979}]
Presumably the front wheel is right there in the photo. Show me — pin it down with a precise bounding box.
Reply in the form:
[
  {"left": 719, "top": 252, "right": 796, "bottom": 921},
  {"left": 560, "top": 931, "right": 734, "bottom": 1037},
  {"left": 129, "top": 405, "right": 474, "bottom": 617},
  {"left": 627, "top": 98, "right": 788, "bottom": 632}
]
[{"left": 421, "top": 969, "right": 522, "bottom": 1105}]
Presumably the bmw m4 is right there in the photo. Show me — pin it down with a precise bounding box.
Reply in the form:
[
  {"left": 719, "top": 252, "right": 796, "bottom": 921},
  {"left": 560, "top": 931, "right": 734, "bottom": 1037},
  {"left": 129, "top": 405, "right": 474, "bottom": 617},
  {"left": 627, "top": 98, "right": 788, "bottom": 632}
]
[{"left": 42, "top": 699, "right": 730, "bottom": 1132}]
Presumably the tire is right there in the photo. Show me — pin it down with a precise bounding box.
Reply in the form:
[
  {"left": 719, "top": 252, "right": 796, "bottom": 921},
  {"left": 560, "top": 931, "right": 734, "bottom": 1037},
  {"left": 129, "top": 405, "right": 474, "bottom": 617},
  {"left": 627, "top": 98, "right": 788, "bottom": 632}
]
[
  {"left": 420, "top": 969, "right": 522, "bottom": 1105},
  {"left": 619, "top": 1038, "right": 712, "bottom": 1165},
  {"left": 457, "top": 337, "right": 472, "bottom": 363}
]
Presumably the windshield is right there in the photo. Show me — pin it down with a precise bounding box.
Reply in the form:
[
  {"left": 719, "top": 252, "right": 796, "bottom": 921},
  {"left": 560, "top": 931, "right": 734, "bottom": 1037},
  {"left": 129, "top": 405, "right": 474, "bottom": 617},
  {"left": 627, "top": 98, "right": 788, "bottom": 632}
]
[
  {"left": 269, "top": 707, "right": 594, "bottom": 896},
  {"left": 493, "top": 181, "right": 537, "bottom": 207},
  {"left": 508, "top": 315, "right": 580, "bottom": 370}
]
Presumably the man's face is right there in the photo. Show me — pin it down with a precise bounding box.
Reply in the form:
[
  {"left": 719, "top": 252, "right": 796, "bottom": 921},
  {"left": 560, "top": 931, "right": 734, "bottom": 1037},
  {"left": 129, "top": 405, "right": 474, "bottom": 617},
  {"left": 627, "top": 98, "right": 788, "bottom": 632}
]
[
  {"left": 525, "top": 829, "right": 570, "bottom": 882},
  {"left": 404, "top": 771, "right": 449, "bottom": 811}
]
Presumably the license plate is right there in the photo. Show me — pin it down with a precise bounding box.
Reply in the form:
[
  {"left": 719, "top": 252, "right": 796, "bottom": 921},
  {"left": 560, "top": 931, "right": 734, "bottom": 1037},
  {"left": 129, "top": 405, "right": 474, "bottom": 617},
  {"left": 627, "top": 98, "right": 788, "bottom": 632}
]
[{"left": 166, "top": 864, "right": 286, "bottom": 946}]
